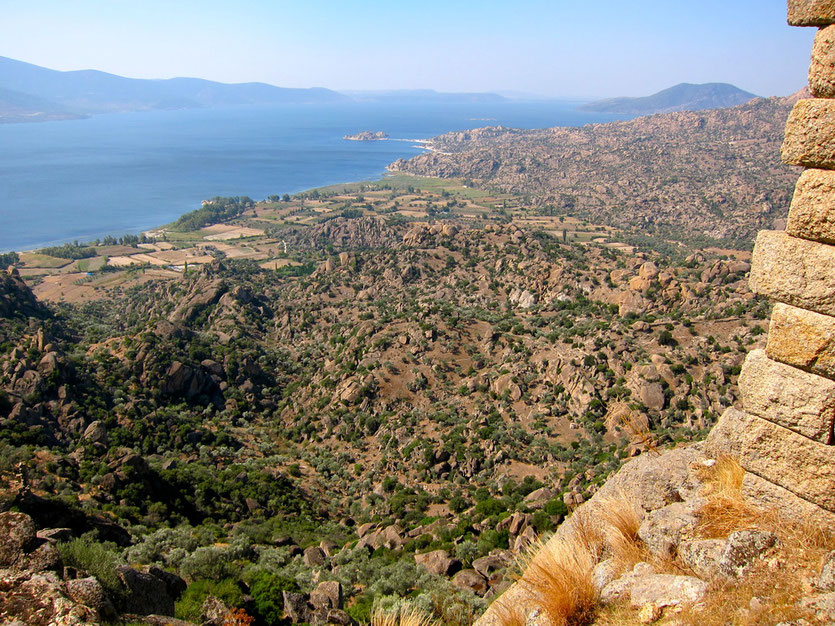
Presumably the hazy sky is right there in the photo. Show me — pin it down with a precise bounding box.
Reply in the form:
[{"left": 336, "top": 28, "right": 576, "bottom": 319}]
[{"left": 1, "top": 0, "right": 815, "bottom": 98}]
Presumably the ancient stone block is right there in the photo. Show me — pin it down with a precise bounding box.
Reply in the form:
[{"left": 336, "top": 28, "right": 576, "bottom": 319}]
[
  {"left": 767, "top": 303, "right": 835, "bottom": 380},
  {"left": 812, "top": 25, "right": 835, "bottom": 97},
  {"left": 741, "top": 472, "right": 835, "bottom": 527},
  {"left": 739, "top": 349, "right": 835, "bottom": 443},
  {"left": 786, "top": 169, "right": 835, "bottom": 244},
  {"left": 788, "top": 0, "right": 835, "bottom": 26},
  {"left": 750, "top": 230, "right": 835, "bottom": 316},
  {"left": 707, "top": 408, "right": 835, "bottom": 513},
  {"left": 782, "top": 99, "right": 835, "bottom": 169}
]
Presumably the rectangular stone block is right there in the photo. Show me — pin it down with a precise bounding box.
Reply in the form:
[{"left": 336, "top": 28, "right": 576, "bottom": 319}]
[
  {"left": 811, "top": 25, "right": 835, "bottom": 97},
  {"left": 741, "top": 472, "right": 835, "bottom": 527},
  {"left": 786, "top": 169, "right": 835, "bottom": 244},
  {"left": 749, "top": 230, "right": 835, "bottom": 317},
  {"left": 739, "top": 349, "right": 835, "bottom": 443},
  {"left": 707, "top": 408, "right": 835, "bottom": 513},
  {"left": 767, "top": 302, "right": 835, "bottom": 380},
  {"left": 782, "top": 99, "right": 835, "bottom": 169},
  {"left": 789, "top": 0, "right": 835, "bottom": 25}
]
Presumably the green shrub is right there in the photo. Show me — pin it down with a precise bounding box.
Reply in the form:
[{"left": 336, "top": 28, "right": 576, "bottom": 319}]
[
  {"left": 247, "top": 570, "right": 298, "bottom": 624},
  {"left": 175, "top": 579, "right": 243, "bottom": 623},
  {"left": 58, "top": 538, "right": 125, "bottom": 602}
]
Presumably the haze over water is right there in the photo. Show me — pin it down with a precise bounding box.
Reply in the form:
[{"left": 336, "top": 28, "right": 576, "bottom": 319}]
[{"left": 0, "top": 101, "right": 625, "bottom": 252}]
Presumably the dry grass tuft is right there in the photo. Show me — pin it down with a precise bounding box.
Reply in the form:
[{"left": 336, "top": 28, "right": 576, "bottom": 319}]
[
  {"left": 566, "top": 508, "right": 605, "bottom": 560},
  {"left": 370, "top": 605, "right": 437, "bottom": 626},
  {"left": 518, "top": 535, "right": 597, "bottom": 626},
  {"left": 593, "top": 490, "right": 646, "bottom": 572},
  {"left": 694, "top": 455, "right": 766, "bottom": 539},
  {"left": 490, "top": 597, "right": 527, "bottom": 626},
  {"left": 677, "top": 455, "right": 835, "bottom": 625}
]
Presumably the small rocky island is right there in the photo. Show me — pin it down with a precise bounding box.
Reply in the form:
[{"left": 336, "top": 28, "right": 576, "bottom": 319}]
[{"left": 343, "top": 130, "right": 388, "bottom": 141}]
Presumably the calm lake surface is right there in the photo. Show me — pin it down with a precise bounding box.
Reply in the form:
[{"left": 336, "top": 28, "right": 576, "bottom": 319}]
[{"left": 0, "top": 101, "right": 626, "bottom": 252}]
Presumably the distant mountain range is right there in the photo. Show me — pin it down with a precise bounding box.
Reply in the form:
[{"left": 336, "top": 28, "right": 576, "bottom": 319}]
[
  {"left": 0, "top": 56, "right": 510, "bottom": 123},
  {"left": 580, "top": 82, "right": 758, "bottom": 115},
  {"left": 0, "top": 55, "right": 350, "bottom": 122}
]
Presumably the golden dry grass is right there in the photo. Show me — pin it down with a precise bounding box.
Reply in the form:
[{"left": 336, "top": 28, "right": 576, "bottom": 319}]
[
  {"left": 673, "top": 455, "right": 835, "bottom": 625},
  {"left": 694, "top": 456, "right": 766, "bottom": 539},
  {"left": 593, "top": 490, "right": 646, "bottom": 573},
  {"left": 490, "top": 597, "right": 527, "bottom": 626},
  {"left": 518, "top": 535, "right": 597, "bottom": 626},
  {"left": 370, "top": 606, "right": 438, "bottom": 626}
]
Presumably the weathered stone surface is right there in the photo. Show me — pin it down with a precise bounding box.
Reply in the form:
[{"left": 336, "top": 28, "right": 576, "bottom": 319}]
[
  {"left": 707, "top": 408, "right": 835, "bottom": 513},
  {"left": 201, "top": 594, "right": 230, "bottom": 626},
  {"left": 0, "top": 570, "right": 97, "bottom": 625},
  {"left": 630, "top": 574, "right": 707, "bottom": 608},
  {"left": 472, "top": 552, "right": 511, "bottom": 579},
  {"left": 819, "top": 551, "right": 835, "bottom": 591},
  {"left": 679, "top": 538, "right": 725, "bottom": 579},
  {"left": 782, "top": 99, "right": 835, "bottom": 168},
  {"left": 117, "top": 565, "right": 175, "bottom": 616},
  {"left": 718, "top": 530, "right": 778, "bottom": 578},
  {"left": 749, "top": 231, "right": 835, "bottom": 317},
  {"left": 303, "top": 546, "right": 326, "bottom": 567},
  {"left": 452, "top": 568, "right": 488, "bottom": 595},
  {"left": 600, "top": 562, "right": 655, "bottom": 605},
  {"left": 413, "top": 549, "right": 460, "bottom": 577},
  {"left": 787, "top": 169, "right": 835, "bottom": 245},
  {"left": 310, "top": 580, "right": 342, "bottom": 610},
  {"left": 637, "top": 501, "right": 698, "bottom": 558},
  {"left": 283, "top": 591, "right": 311, "bottom": 623},
  {"left": 812, "top": 25, "right": 835, "bottom": 97},
  {"left": 572, "top": 444, "right": 704, "bottom": 514},
  {"left": 592, "top": 558, "right": 618, "bottom": 594},
  {"left": 0, "top": 511, "right": 36, "bottom": 568},
  {"left": 741, "top": 472, "right": 835, "bottom": 527},
  {"left": 800, "top": 592, "right": 835, "bottom": 622},
  {"left": 21, "top": 541, "right": 62, "bottom": 573},
  {"left": 148, "top": 566, "right": 186, "bottom": 600},
  {"left": 767, "top": 303, "right": 835, "bottom": 379},
  {"left": 738, "top": 349, "right": 835, "bottom": 443},
  {"left": 64, "top": 577, "right": 116, "bottom": 620},
  {"left": 788, "top": 0, "right": 835, "bottom": 26},
  {"left": 326, "top": 608, "right": 355, "bottom": 625}
]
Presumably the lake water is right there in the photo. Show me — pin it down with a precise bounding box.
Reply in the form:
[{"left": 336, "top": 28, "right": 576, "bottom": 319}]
[{"left": 0, "top": 101, "right": 626, "bottom": 252}]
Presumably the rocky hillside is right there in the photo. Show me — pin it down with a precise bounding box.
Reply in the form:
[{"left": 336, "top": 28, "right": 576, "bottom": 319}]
[
  {"left": 389, "top": 97, "right": 799, "bottom": 246},
  {"left": 0, "top": 178, "right": 771, "bottom": 624},
  {"left": 579, "top": 82, "right": 757, "bottom": 115}
]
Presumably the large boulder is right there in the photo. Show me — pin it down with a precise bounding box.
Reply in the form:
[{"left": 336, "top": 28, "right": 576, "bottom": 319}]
[
  {"left": 116, "top": 566, "right": 175, "bottom": 616},
  {"left": 452, "top": 569, "right": 488, "bottom": 595},
  {"left": 64, "top": 576, "right": 116, "bottom": 620},
  {"left": 414, "top": 550, "right": 461, "bottom": 577},
  {"left": 310, "top": 580, "right": 342, "bottom": 611}
]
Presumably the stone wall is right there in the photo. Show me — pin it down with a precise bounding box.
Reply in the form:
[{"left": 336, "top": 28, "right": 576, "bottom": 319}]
[{"left": 707, "top": 0, "right": 835, "bottom": 522}]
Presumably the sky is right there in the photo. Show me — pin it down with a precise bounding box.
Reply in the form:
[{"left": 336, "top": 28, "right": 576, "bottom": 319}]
[{"left": 0, "top": 0, "right": 816, "bottom": 99}]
